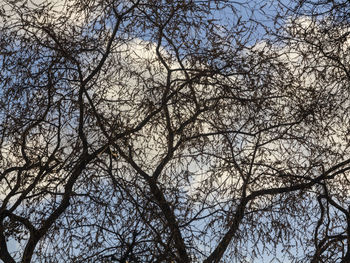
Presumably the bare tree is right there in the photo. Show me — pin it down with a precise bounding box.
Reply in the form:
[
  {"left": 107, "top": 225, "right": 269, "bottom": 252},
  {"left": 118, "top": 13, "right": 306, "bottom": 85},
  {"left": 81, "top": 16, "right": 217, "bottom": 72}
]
[
  {"left": 264, "top": 0, "right": 350, "bottom": 262},
  {"left": 1, "top": 0, "right": 350, "bottom": 262}
]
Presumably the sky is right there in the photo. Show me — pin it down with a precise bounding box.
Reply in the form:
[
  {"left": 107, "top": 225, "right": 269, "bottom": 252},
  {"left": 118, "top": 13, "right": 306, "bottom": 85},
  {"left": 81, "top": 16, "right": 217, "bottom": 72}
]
[{"left": 1, "top": 0, "right": 349, "bottom": 262}]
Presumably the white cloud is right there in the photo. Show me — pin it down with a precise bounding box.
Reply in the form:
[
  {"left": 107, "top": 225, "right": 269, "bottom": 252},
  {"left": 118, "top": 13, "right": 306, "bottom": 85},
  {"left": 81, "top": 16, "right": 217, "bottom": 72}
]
[{"left": 0, "top": 0, "right": 86, "bottom": 27}]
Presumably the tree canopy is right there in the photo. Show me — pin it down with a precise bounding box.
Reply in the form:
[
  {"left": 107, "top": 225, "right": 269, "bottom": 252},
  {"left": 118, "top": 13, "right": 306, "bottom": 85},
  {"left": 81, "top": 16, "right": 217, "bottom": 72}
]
[{"left": 1, "top": 0, "right": 350, "bottom": 262}]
